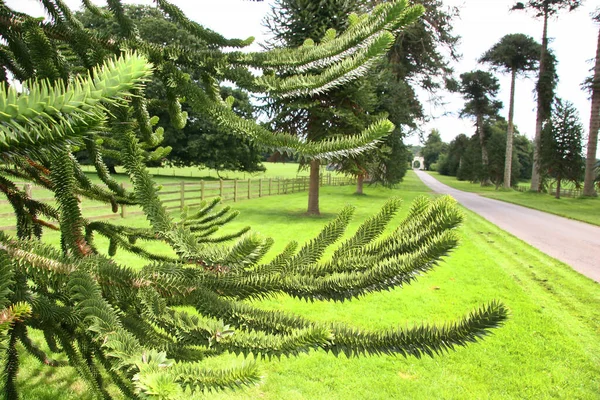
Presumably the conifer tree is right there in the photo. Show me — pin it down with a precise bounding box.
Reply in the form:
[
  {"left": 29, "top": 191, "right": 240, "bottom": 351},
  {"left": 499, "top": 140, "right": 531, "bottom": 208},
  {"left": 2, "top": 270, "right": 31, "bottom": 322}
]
[
  {"left": 511, "top": 0, "right": 583, "bottom": 191},
  {"left": 0, "top": 1, "right": 507, "bottom": 398},
  {"left": 480, "top": 34, "right": 541, "bottom": 189},
  {"left": 540, "top": 99, "right": 585, "bottom": 198},
  {"left": 459, "top": 70, "right": 503, "bottom": 186}
]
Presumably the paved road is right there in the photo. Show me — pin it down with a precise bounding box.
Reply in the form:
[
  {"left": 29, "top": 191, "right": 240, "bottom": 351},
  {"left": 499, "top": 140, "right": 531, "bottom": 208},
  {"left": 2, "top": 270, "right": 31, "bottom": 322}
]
[{"left": 415, "top": 170, "right": 600, "bottom": 283}]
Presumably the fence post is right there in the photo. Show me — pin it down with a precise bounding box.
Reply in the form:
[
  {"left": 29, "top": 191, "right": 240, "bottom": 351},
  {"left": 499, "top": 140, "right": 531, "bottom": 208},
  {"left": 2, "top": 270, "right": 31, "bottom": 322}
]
[
  {"left": 269, "top": 178, "right": 272, "bottom": 196},
  {"left": 219, "top": 179, "right": 223, "bottom": 198},
  {"left": 200, "top": 180, "right": 205, "bottom": 201},
  {"left": 180, "top": 181, "right": 185, "bottom": 210},
  {"left": 303, "top": 176, "right": 307, "bottom": 191},
  {"left": 277, "top": 178, "right": 280, "bottom": 195},
  {"left": 120, "top": 183, "right": 126, "bottom": 218},
  {"left": 248, "top": 179, "right": 251, "bottom": 199},
  {"left": 23, "top": 183, "right": 32, "bottom": 198},
  {"left": 327, "top": 173, "right": 331, "bottom": 185},
  {"left": 234, "top": 179, "right": 238, "bottom": 202},
  {"left": 259, "top": 179, "right": 262, "bottom": 197}
]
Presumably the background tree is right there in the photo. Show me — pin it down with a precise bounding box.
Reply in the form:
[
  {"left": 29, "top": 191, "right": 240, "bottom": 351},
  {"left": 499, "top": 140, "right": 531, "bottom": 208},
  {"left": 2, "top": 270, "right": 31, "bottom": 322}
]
[
  {"left": 512, "top": 0, "right": 583, "bottom": 191},
  {"left": 540, "top": 99, "right": 586, "bottom": 198},
  {"left": 438, "top": 133, "right": 469, "bottom": 176},
  {"left": 77, "top": 5, "right": 265, "bottom": 175},
  {"left": 485, "top": 120, "right": 522, "bottom": 188},
  {"left": 160, "top": 86, "right": 266, "bottom": 176},
  {"left": 264, "top": 0, "right": 460, "bottom": 206},
  {"left": 264, "top": 0, "right": 386, "bottom": 213},
  {"left": 583, "top": 10, "right": 600, "bottom": 196},
  {"left": 480, "top": 33, "right": 541, "bottom": 188},
  {"left": 459, "top": 70, "right": 503, "bottom": 185},
  {"left": 337, "top": 62, "right": 421, "bottom": 194},
  {"left": 421, "top": 129, "right": 446, "bottom": 170},
  {"left": 514, "top": 133, "right": 535, "bottom": 180}
]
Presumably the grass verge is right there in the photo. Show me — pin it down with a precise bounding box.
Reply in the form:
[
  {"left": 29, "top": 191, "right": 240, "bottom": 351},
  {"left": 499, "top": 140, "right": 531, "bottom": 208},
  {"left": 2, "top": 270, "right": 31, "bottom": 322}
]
[
  {"left": 16, "top": 171, "right": 600, "bottom": 399},
  {"left": 427, "top": 171, "right": 600, "bottom": 226}
]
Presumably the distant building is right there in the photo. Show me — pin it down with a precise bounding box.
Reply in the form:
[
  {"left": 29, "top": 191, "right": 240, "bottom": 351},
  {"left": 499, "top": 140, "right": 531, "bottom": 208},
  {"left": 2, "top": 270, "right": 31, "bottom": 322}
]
[{"left": 412, "top": 156, "right": 425, "bottom": 170}]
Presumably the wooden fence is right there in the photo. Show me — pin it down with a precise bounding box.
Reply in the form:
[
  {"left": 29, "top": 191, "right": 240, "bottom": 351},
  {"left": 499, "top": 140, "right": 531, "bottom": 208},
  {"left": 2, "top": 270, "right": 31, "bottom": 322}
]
[
  {"left": 515, "top": 184, "right": 583, "bottom": 198},
  {"left": 0, "top": 174, "right": 356, "bottom": 231}
]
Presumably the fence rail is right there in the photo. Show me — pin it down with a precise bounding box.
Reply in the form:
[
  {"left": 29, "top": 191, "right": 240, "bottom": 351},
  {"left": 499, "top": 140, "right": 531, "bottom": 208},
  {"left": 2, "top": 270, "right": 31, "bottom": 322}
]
[
  {"left": 0, "top": 174, "right": 356, "bottom": 231},
  {"left": 515, "top": 184, "right": 583, "bottom": 198}
]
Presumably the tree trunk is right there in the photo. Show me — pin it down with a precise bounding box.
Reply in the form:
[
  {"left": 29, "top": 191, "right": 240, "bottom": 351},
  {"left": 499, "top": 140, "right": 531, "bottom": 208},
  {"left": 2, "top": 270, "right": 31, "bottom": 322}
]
[
  {"left": 107, "top": 164, "right": 117, "bottom": 175},
  {"left": 555, "top": 177, "right": 561, "bottom": 199},
  {"left": 531, "top": 10, "right": 549, "bottom": 192},
  {"left": 478, "top": 114, "right": 491, "bottom": 186},
  {"left": 356, "top": 174, "right": 364, "bottom": 195},
  {"left": 307, "top": 159, "right": 320, "bottom": 215},
  {"left": 583, "top": 25, "right": 600, "bottom": 196},
  {"left": 504, "top": 68, "right": 517, "bottom": 189}
]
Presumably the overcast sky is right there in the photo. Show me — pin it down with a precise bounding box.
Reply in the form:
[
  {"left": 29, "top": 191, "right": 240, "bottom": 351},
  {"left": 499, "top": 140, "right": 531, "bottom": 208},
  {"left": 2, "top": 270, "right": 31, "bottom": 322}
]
[{"left": 9, "top": 0, "right": 599, "bottom": 153}]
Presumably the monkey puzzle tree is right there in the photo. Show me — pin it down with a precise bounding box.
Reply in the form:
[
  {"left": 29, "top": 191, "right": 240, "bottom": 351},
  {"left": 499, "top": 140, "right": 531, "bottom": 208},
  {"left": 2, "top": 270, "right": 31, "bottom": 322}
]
[
  {"left": 263, "top": 0, "right": 391, "bottom": 213},
  {"left": 511, "top": 0, "right": 583, "bottom": 191},
  {"left": 0, "top": 1, "right": 507, "bottom": 399},
  {"left": 459, "top": 70, "right": 503, "bottom": 186},
  {"left": 480, "top": 33, "right": 541, "bottom": 189}
]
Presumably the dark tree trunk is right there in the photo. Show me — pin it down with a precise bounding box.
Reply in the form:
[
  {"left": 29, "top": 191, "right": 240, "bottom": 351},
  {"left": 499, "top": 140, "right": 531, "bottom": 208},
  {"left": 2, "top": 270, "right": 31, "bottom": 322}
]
[
  {"left": 531, "top": 9, "right": 549, "bottom": 192},
  {"left": 478, "top": 114, "right": 491, "bottom": 186},
  {"left": 356, "top": 174, "right": 364, "bottom": 195},
  {"left": 107, "top": 164, "right": 118, "bottom": 175},
  {"left": 555, "top": 177, "right": 561, "bottom": 199},
  {"left": 504, "top": 68, "right": 517, "bottom": 189},
  {"left": 307, "top": 159, "right": 320, "bottom": 215},
  {"left": 583, "top": 25, "right": 600, "bottom": 196}
]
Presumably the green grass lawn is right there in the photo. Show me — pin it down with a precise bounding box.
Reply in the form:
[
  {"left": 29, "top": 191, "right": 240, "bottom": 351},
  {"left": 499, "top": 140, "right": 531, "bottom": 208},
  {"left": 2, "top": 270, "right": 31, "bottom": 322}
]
[
  {"left": 427, "top": 172, "right": 600, "bottom": 226},
  {"left": 14, "top": 171, "right": 600, "bottom": 399}
]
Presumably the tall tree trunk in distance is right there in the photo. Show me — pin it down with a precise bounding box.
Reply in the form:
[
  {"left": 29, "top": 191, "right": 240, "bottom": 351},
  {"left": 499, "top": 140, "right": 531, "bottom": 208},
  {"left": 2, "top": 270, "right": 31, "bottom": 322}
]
[
  {"left": 307, "top": 159, "right": 320, "bottom": 215},
  {"left": 356, "top": 174, "right": 364, "bottom": 195},
  {"left": 504, "top": 68, "right": 517, "bottom": 189},
  {"left": 583, "top": 24, "right": 600, "bottom": 196},
  {"left": 531, "top": 10, "right": 549, "bottom": 192},
  {"left": 555, "top": 177, "right": 561, "bottom": 199},
  {"left": 478, "top": 114, "right": 491, "bottom": 186}
]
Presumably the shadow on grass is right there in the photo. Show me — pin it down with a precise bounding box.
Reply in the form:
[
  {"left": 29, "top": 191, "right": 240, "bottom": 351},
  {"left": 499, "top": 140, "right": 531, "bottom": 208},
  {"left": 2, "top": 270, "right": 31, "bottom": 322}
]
[{"left": 18, "top": 364, "right": 92, "bottom": 400}]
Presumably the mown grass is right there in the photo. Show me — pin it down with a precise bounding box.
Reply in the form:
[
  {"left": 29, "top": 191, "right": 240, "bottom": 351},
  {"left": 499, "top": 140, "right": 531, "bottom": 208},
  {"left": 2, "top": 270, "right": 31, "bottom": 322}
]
[
  {"left": 14, "top": 171, "right": 600, "bottom": 399},
  {"left": 427, "top": 172, "right": 600, "bottom": 226}
]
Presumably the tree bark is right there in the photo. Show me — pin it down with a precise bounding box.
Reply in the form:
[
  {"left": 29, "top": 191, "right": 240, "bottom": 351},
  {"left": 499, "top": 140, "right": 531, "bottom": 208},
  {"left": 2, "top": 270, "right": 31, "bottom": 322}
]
[
  {"left": 478, "top": 113, "right": 491, "bottom": 186},
  {"left": 555, "top": 177, "right": 561, "bottom": 199},
  {"left": 307, "top": 159, "right": 320, "bottom": 215},
  {"left": 583, "top": 25, "right": 600, "bottom": 197},
  {"left": 356, "top": 174, "right": 364, "bottom": 195},
  {"left": 531, "top": 10, "right": 549, "bottom": 192},
  {"left": 504, "top": 68, "right": 517, "bottom": 189}
]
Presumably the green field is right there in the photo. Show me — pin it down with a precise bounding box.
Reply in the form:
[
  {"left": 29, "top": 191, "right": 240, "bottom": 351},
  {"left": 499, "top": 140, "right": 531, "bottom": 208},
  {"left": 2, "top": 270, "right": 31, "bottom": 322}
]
[
  {"left": 80, "top": 161, "right": 337, "bottom": 181},
  {"left": 13, "top": 170, "right": 600, "bottom": 399},
  {"left": 427, "top": 172, "right": 600, "bottom": 226}
]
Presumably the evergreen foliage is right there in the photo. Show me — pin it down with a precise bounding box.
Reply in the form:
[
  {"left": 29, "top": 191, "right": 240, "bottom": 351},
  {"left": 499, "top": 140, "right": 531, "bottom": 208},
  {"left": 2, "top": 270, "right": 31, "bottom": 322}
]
[
  {"left": 540, "top": 99, "right": 586, "bottom": 198},
  {"left": 511, "top": 0, "right": 582, "bottom": 191},
  {"left": 437, "top": 121, "right": 532, "bottom": 186},
  {"left": 459, "top": 70, "right": 503, "bottom": 185},
  {"left": 480, "top": 33, "right": 541, "bottom": 188},
  {"left": 421, "top": 129, "right": 446, "bottom": 170},
  {"left": 0, "top": 1, "right": 507, "bottom": 398}
]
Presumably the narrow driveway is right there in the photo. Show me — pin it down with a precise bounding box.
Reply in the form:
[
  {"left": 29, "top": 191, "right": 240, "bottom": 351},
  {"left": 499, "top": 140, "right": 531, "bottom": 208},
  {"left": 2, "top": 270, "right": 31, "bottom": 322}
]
[{"left": 415, "top": 170, "right": 600, "bottom": 283}]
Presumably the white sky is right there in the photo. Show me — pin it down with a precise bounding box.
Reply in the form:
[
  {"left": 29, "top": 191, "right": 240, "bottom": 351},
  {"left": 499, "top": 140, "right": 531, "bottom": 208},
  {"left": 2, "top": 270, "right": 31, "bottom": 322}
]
[{"left": 8, "top": 0, "right": 599, "bottom": 154}]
